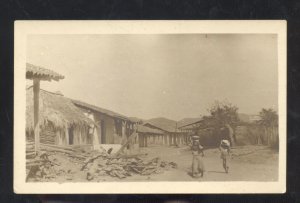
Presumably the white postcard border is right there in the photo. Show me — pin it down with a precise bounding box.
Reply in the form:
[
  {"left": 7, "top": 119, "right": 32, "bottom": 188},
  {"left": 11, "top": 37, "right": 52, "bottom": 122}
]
[{"left": 14, "top": 20, "right": 286, "bottom": 194}]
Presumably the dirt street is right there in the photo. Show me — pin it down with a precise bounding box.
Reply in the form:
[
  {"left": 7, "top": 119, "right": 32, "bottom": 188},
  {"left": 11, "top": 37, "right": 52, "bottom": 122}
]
[
  {"left": 128, "top": 144, "right": 279, "bottom": 182},
  {"left": 30, "top": 144, "right": 278, "bottom": 182}
]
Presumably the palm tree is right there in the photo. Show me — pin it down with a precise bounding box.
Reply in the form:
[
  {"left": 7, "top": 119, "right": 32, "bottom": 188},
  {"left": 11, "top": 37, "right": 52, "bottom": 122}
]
[{"left": 258, "top": 108, "right": 278, "bottom": 147}]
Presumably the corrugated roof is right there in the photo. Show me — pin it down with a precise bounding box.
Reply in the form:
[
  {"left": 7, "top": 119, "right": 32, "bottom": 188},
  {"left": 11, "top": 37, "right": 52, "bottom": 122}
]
[
  {"left": 137, "top": 125, "right": 164, "bottom": 135},
  {"left": 26, "top": 63, "right": 65, "bottom": 81},
  {"left": 72, "top": 99, "right": 132, "bottom": 122}
]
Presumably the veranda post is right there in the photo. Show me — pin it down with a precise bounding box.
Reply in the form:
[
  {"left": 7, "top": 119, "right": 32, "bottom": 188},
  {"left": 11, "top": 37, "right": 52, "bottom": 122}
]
[{"left": 26, "top": 63, "right": 64, "bottom": 152}]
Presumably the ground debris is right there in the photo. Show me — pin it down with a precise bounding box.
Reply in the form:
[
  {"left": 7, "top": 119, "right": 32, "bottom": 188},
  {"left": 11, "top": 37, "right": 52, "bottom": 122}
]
[
  {"left": 26, "top": 143, "right": 177, "bottom": 181},
  {"left": 83, "top": 155, "right": 178, "bottom": 180}
]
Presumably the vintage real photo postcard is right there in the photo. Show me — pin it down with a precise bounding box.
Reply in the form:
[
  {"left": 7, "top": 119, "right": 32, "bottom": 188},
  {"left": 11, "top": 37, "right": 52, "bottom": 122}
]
[{"left": 14, "top": 20, "right": 286, "bottom": 194}]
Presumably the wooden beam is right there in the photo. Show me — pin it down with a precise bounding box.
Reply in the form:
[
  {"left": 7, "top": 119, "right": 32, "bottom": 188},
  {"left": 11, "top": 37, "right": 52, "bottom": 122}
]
[
  {"left": 33, "top": 79, "right": 40, "bottom": 152},
  {"left": 115, "top": 129, "right": 138, "bottom": 156}
]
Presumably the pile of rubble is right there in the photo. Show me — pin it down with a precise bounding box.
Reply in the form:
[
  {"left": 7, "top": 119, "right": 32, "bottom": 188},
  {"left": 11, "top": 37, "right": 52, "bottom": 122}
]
[
  {"left": 26, "top": 142, "right": 177, "bottom": 181},
  {"left": 83, "top": 155, "right": 177, "bottom": 180}
]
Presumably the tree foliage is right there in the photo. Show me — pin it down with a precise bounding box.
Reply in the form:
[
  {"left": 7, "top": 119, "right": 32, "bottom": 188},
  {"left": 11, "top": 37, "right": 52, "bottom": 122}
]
[
  {"left": 258, "top": 108, "right": 278, "bottom": 127},
  {"left": 205, "top": 100, "right": 240, "bottom": 146},
  {"left": 257, "top": 108, "right": 278, "bottom": 149},
  {"left": 207, "top": 100, "right": 240, "bottom": 127}
]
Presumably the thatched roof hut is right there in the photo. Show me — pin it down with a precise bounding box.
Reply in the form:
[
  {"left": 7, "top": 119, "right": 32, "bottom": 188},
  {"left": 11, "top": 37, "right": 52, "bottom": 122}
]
[{"left": 26, "top": 87, "right": 95, "bottom": 133}]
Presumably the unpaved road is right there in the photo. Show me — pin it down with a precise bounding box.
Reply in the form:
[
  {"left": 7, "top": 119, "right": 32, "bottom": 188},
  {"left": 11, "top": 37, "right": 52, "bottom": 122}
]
[
  {"left": 37, "top": 145, "right": 278, "bottom": 182},
  {"left": 121, "top": 145, "right": 278, "bottom": 182}
]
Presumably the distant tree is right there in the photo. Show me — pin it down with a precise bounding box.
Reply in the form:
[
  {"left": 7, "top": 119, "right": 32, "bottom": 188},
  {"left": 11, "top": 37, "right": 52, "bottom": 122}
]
[
  {"left": 207, "top": 100, "right": 240, "bottom": 146},
  {"left": 258, "top": 108, "right": 278, "bottom": 148}
]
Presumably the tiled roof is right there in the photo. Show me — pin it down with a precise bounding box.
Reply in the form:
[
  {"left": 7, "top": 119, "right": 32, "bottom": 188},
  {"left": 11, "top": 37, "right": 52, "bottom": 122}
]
[
  {"left": 144, "top": 118, "right": 177, "bottom": 133},
  {"left": 137, "top": 125, "right": 164, "bottom": 135},
  {"left": 178, "top": 119, "right": 204, "bottom": 129},
  {"left": 26, "top": 63, "right": 65, "bottom": 81},
  {"left": 72, "top": 99, "right": 132, "bottom": 122}
]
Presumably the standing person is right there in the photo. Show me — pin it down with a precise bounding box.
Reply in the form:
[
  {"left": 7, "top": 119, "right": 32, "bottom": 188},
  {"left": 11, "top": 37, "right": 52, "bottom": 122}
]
[
  {"left": 191, "top": 135, "right": 205, "bottom": 178},
  {"left": 219, "top": 139, "right": 231, "bottom": 173}
]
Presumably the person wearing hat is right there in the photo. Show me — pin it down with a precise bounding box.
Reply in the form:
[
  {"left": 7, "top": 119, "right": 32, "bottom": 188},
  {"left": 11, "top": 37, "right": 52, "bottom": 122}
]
[
  {"left": 191, "top": 134, "right": 205, "bottom": 178},
  {"left": 219, "top": 139, "right": 231, "bottom": 173}
]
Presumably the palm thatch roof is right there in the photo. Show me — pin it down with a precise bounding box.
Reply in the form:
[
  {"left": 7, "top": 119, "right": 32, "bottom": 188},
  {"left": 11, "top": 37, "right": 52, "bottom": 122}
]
[
  {"left": 72, "top": 99, "right": 133, "bottom": 122},
  {"left": 26, "top": 87, "right": 95, "bottom": 133},
  {"left": 26, "top": 63, "right": 65, "bottom": 81},
  {"left": 137, "top": 125, "right": 164, "bottom": 135}
]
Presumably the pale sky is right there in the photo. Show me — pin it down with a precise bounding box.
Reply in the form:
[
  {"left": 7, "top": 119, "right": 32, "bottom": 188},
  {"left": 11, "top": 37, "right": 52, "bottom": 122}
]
[{"left": 27, "top": 34, "right": 278, "bottom": 121}]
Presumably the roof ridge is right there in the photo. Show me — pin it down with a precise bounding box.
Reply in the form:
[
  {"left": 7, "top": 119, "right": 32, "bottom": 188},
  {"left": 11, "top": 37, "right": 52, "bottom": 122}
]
[{"left": 71, "top": 99, "right": 132, "bottom": 122}]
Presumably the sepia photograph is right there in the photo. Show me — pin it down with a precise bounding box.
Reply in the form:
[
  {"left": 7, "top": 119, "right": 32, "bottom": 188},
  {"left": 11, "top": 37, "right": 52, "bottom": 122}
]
[{"left": 14, "top": 21, "right": 286, "bottom": 193}]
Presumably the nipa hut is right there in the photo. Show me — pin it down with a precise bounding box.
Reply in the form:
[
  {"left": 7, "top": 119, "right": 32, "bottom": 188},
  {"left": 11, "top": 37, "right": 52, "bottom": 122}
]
[{"left": 26, "top": 87, "right": 95, "bottom": 146}]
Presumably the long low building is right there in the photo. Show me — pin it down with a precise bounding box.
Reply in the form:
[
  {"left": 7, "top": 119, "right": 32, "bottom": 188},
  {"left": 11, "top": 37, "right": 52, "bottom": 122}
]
[
  {"left": 143, "top": 121, "right": 186, "bottom": 146},
  {"left": 72, "top": 99, "right": 136, "bottom": 149},
  {"left": 136, "top": 125, "right": 164, "bottom": 147},
  {"left": 26, "top": 87, "right": 136, "bottom": 151}
]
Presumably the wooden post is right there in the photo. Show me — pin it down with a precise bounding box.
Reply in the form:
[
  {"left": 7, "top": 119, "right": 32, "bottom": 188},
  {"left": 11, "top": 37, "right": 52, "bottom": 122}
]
[
  {"left": 139, "top": 134, "right": 143, "bottom": 147},
  {"left": 122, "top": 121, "right": 127, "bottom": 144},
  {"left": 172, "top": 134, "right": 174, "bottom": 145},
  {"left": 145, "top": 136, "right": 148, "bottom": 147},
  {"left": 173, "top": 134, "right": 176, "bottom": 145},
  {"left": 142, "top": 134, "right": 145, "bottom": 147},
  {"left": 136, "top": 130, "right": 139, "bottom": 144},
  {"left": 33, "top": 79, "right": 40, "bottom": 152}
]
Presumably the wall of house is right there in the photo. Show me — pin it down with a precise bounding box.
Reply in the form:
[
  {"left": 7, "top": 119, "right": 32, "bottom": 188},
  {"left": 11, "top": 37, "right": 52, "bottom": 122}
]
[
  {"left": 79, "top": 107, "right": 134, "bottom": 146},
  {"left": 93, "top": 113, "right": 123, "bottom": 144}
]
